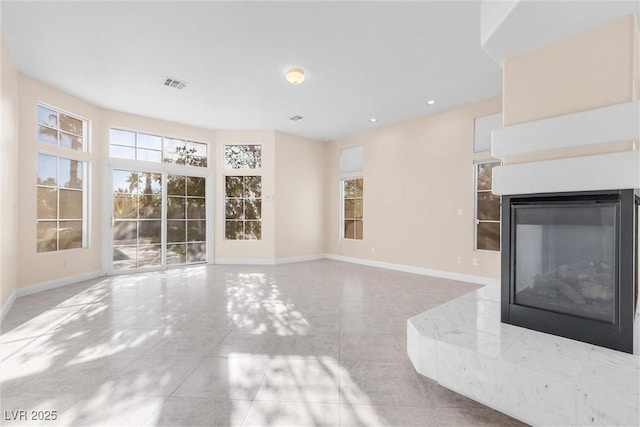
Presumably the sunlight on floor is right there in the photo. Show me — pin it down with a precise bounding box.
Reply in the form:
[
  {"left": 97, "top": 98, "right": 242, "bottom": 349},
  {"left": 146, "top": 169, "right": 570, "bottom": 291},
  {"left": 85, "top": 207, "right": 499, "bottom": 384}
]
[{"left": 0, "top": 261, "right": 524, "bottom": 426}]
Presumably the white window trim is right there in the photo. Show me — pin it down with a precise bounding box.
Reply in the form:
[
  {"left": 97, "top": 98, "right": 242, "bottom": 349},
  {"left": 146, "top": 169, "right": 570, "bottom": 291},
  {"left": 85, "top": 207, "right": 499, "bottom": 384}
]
[
  {"left": 222, "top": 144, "right": 263, "bottom": 170},
  {"left": 37, "top": 102, "right": 90, "bottom": 153},
  {"left": 340, "top": 176, "right": 364, "bottom": 241},
  {"left": 473, "top": 158, "right": 501, "bottom": 252},
  {"left": 109, "top": 127, "right": 209, "bottom": 168},
  {"left": 36, "top": 150, "right": 89, "bottom": 253},
  {"left": 222, "top": 174, "right": 263, "bottom": 241},
  {"left": 103, "top": 157, "right": 214, "bottom": 275}
]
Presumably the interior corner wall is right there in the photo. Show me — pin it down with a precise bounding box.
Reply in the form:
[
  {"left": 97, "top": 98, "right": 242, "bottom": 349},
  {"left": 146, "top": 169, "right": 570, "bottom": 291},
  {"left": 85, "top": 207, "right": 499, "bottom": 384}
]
[
  {"left": 274, "top": 132, "right": 326, "bottom": 260},
  {"left": 325, "top": 95, "right": 503, "bottom": 280},
  {"left": 1, "top": 29, "right": 19, "bottom": 310}
]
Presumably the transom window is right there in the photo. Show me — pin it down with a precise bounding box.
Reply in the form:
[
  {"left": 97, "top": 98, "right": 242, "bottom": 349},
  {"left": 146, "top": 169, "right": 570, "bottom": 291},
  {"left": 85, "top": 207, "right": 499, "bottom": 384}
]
[
  {"left": 109, "top": 128, "right": 208, "bottom": 167},
  {"left": 37, "top": 104, "right": 87, "bottom": 151},
  {"left": 343, "top": 178, "right": 364, "bottom": 240},
  {"left": 224, "top": 145, "right": 262, "bottom": 169},
  {"left": 475, "top": 160, "right": 501, "bottom": 251},
  {"left": 225, "top": 176, "right": 262, "bottom": 240},
  {"left": 37, "top": 153, "right": 86, "bottom": 252}
]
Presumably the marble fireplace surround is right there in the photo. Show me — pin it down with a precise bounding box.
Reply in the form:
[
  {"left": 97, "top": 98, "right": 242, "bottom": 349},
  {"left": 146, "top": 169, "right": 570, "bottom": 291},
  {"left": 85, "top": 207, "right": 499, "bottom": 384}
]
[
  {"left": 407, "top": 283, "right": 640, "bottom": 426},
  {"left": 407, "top": 100, "right": 640, "bottom": 425},
  {"left": 407, "top": 103, "right": 640, "bottom": 425}
]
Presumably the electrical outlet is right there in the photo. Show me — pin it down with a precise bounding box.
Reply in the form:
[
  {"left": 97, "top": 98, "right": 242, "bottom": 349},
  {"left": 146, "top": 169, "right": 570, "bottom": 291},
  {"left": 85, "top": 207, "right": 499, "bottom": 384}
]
[
  {"left": 457, "top": 256, "right": 463, "bottom": 264},
  {"left": 64, "top": 258, "right": 70, "bottom": 268},
  {"left": 457, "top": 208, "right": 463, "bottom": 216},
  {"left": 370, "top": 246, "right": 375, "bottom": 254},
  {"left": 472, "top": 258, "right": 479, "bottom": 266}
]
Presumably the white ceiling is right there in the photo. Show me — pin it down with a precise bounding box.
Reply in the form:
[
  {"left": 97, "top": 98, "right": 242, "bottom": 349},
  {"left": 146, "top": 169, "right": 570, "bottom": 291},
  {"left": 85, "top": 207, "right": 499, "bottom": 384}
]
[{"left": 1, "top": 1, "right": 503, "bottom": 141}]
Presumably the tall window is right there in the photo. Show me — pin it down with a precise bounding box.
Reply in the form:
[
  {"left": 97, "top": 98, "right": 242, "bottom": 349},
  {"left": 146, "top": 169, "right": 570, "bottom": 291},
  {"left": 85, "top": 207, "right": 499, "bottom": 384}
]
[
  {"left": 37, "top": 104, "right": 86, "bottom": 151},
  {"left": 343, "top": 178, "right": 363, "bottom": 240},
  {"left": 475, "top": 160, "right": 501, "bottom": 251},
  {"left": 37, "top": 153, "right": 85, "bottom": 252},
  {"left": 225, "top": 176, "right": 262, "bottom": 240},
  {"left": 167, "top": 175, "right": 206, "bottom": 264},
  {"left": 109, "top": 128, "right": 208, "bottom": 167},
  {"left": 224, "top": 145, "right": 262, "bottom": 169}
]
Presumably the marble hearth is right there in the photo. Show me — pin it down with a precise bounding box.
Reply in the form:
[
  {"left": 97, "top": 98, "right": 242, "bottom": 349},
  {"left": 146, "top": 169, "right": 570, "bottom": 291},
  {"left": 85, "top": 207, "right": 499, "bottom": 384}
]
[{"left": 407, "top": 284, "right": 640, "bottom": 426}]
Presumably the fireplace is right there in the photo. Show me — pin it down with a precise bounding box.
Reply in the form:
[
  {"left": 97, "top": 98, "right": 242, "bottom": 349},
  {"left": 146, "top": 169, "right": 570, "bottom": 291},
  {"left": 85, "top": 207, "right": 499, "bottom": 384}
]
[{"left": 501, "top": 189, "right": 639, "bottom": 353}]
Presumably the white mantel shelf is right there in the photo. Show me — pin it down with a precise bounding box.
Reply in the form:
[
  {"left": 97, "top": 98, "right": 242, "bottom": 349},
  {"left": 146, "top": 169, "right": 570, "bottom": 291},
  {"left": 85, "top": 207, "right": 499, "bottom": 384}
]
[
  {"left": 407, "top": 285, "right": 640, "bottom": 426},
  {"left": 490, "top": 100, "right": 640, "bottom": 196},
  {"left": 492, "top": 101, "right": 640, "bottom": 159}
]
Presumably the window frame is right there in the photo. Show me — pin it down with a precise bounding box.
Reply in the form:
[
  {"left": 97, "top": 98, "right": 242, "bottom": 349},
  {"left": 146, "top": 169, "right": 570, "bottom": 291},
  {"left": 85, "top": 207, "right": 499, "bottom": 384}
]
[
  {"left": 341, "top": 176, "right": 364, "bottom": 241},
  {"left": 37, "top": 103, "right": 89, "bottom": 152},
  {"left": 109, "top": 127, "right": 209, "bottom": 168},
  {"left": 223, "top": 174, "right": 263, "bottom": 241},
  {"left": 36, "top": 151, "right": 88, "bottom": 253},
  {"left": 473, "top": 159, "right": 501, "bottom": 252},
  {"left": 222, "top": 144, "right": 263, "bottom": 170}
]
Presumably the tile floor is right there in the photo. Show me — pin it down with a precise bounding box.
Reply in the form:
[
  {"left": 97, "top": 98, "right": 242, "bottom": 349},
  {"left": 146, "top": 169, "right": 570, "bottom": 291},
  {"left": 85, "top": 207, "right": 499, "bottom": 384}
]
[{"left": 0, "top": 260, "right": 526, "bottom": 426}]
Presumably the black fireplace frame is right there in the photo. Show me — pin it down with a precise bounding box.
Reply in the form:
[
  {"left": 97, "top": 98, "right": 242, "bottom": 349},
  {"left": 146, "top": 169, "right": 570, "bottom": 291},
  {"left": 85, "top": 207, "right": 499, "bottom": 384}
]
[{"left": 501, "top": 189, "right": 639, "bottom": 353}]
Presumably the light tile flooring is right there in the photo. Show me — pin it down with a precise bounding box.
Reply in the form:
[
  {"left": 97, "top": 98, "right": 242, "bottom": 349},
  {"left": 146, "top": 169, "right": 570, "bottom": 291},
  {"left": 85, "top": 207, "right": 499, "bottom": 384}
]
[{"left": 1, "top": 260, "right": 526, "bottom": 426}]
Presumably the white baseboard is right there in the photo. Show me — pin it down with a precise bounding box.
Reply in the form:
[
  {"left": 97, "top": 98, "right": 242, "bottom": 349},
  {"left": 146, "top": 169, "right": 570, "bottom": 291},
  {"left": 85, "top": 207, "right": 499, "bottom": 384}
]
[
  {"left": 215, "top": 258, "right": 276, "bottom": 265},
  {"left": 325, "top": 254, "right": 499, "bottom": 287},
  {"left": 0, "top": 290, "right": 16, "bottom": 323},
  {"left": 16, "top": 271, "right": 104, "bottom": 298},
  {"left": 275, "top": 254, "right": 327, "bottom": 265}
]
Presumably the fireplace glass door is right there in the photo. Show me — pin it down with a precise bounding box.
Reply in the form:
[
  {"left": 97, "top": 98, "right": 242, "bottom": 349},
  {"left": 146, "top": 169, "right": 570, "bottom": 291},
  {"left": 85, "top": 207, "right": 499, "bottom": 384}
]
[{"left": 513, "top": 204, "right": 617, "bottom": 323}]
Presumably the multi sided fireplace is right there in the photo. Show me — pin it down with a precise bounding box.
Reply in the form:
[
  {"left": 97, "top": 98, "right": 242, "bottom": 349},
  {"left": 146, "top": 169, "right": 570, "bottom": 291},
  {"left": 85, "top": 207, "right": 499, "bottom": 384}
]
[{"left": 501, "top": 190, "right": 639, "bottom": 353}]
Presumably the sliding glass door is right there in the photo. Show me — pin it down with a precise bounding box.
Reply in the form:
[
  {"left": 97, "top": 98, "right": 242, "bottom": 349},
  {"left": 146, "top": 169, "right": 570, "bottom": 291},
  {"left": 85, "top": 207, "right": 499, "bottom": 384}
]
[{"left": 111, "top": 168, "right": 208, "bottom": 272}]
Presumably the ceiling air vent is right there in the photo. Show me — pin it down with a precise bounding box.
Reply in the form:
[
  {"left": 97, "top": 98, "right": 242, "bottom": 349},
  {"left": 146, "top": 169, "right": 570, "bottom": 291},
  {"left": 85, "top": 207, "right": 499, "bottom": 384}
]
[
  {"left": 289, "top": 115, "right": 304, "bottom": 121},
  {"left": 164, "top": 78, "right": 188, "bottom": 89}
]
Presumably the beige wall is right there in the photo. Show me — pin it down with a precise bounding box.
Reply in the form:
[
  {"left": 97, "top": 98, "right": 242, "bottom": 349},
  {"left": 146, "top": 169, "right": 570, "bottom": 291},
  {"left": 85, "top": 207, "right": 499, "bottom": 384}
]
[
  {"left": 504, "top": 15, "right": 638, "bottom": 127},
  {"left": 9, "top": 56, "right": 504, "bottom": 292},
  {"left": 274, "top": 132, "right": 326, "bottom": 260},
  {"left": 1, "top": 30, "right": 19, "bottom": 309},
  {"left": 13, "top": 70, "right": 329, "bottom": 290},
  {"left": 17, "top": 75, "right": 103, "bottom": 287},
  {"left": 325, "top": 96, "right": 503, "bottom": 280},
  {"left": 215, "top": 130, "right": 276, "bottom": 261}
]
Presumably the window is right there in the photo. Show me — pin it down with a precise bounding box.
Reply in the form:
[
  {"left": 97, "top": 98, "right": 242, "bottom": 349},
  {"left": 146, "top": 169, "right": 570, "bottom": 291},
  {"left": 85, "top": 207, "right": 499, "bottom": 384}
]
[
  {"left": 167, "top": 175, "right": 207, "bottom": 264},
  {"left": 224, "top": 145, "right": 262, "bottom": 169},
  {"left": 109, "top": 129, "right": 208, "bottom": 167},
  {"left": 112, "top": 169, "right": 162, "bottom": 269},
  {"left": 475, "top": 160, "right": 501, "bottom": 251},
  {"left": 343, "top": 178, "right": 363, "bottom": 240},
  {"left": 225, "top": 176, "right": 262, "bottom": 240},
  {"left": 37, "top": 153, "right": 85, "bottom": 252},
  {"left": 37, "top": 104, "right": 87, "bottom": 151}
]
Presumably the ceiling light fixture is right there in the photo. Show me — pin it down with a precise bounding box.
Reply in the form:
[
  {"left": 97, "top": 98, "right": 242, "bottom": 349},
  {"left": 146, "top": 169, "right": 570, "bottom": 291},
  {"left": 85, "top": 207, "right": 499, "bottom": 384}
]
[
  {"left": 286, "top": 68, "right": 305, "bottom": 85},
  {"left": 369, "top": 118, "right": 377, "bottom": 123},
  {"left": 426, "top": 99, "right": 437, "bottom": 105}
]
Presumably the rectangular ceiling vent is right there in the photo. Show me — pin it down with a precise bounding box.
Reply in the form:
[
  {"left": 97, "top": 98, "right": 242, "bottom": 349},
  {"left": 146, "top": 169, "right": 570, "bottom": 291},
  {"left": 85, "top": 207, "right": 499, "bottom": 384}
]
[
  {"left": 289, "top": 115, "right": 304, "bottom": 121},
  {"left": 164, "top": 78, "right": 187, "bottom": 89}
]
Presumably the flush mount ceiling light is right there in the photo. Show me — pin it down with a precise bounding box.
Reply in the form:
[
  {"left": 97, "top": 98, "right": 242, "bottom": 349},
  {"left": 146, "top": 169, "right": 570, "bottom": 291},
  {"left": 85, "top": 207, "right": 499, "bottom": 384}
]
[
  {"left": 426, "top": 99, "right": 437, "bottom": 105},
  {"left": 286, "top": 68, "right": 305, "bottom": 85},
  {"left": 369, "top": 118, "right": 378, "bottom": 123}
]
